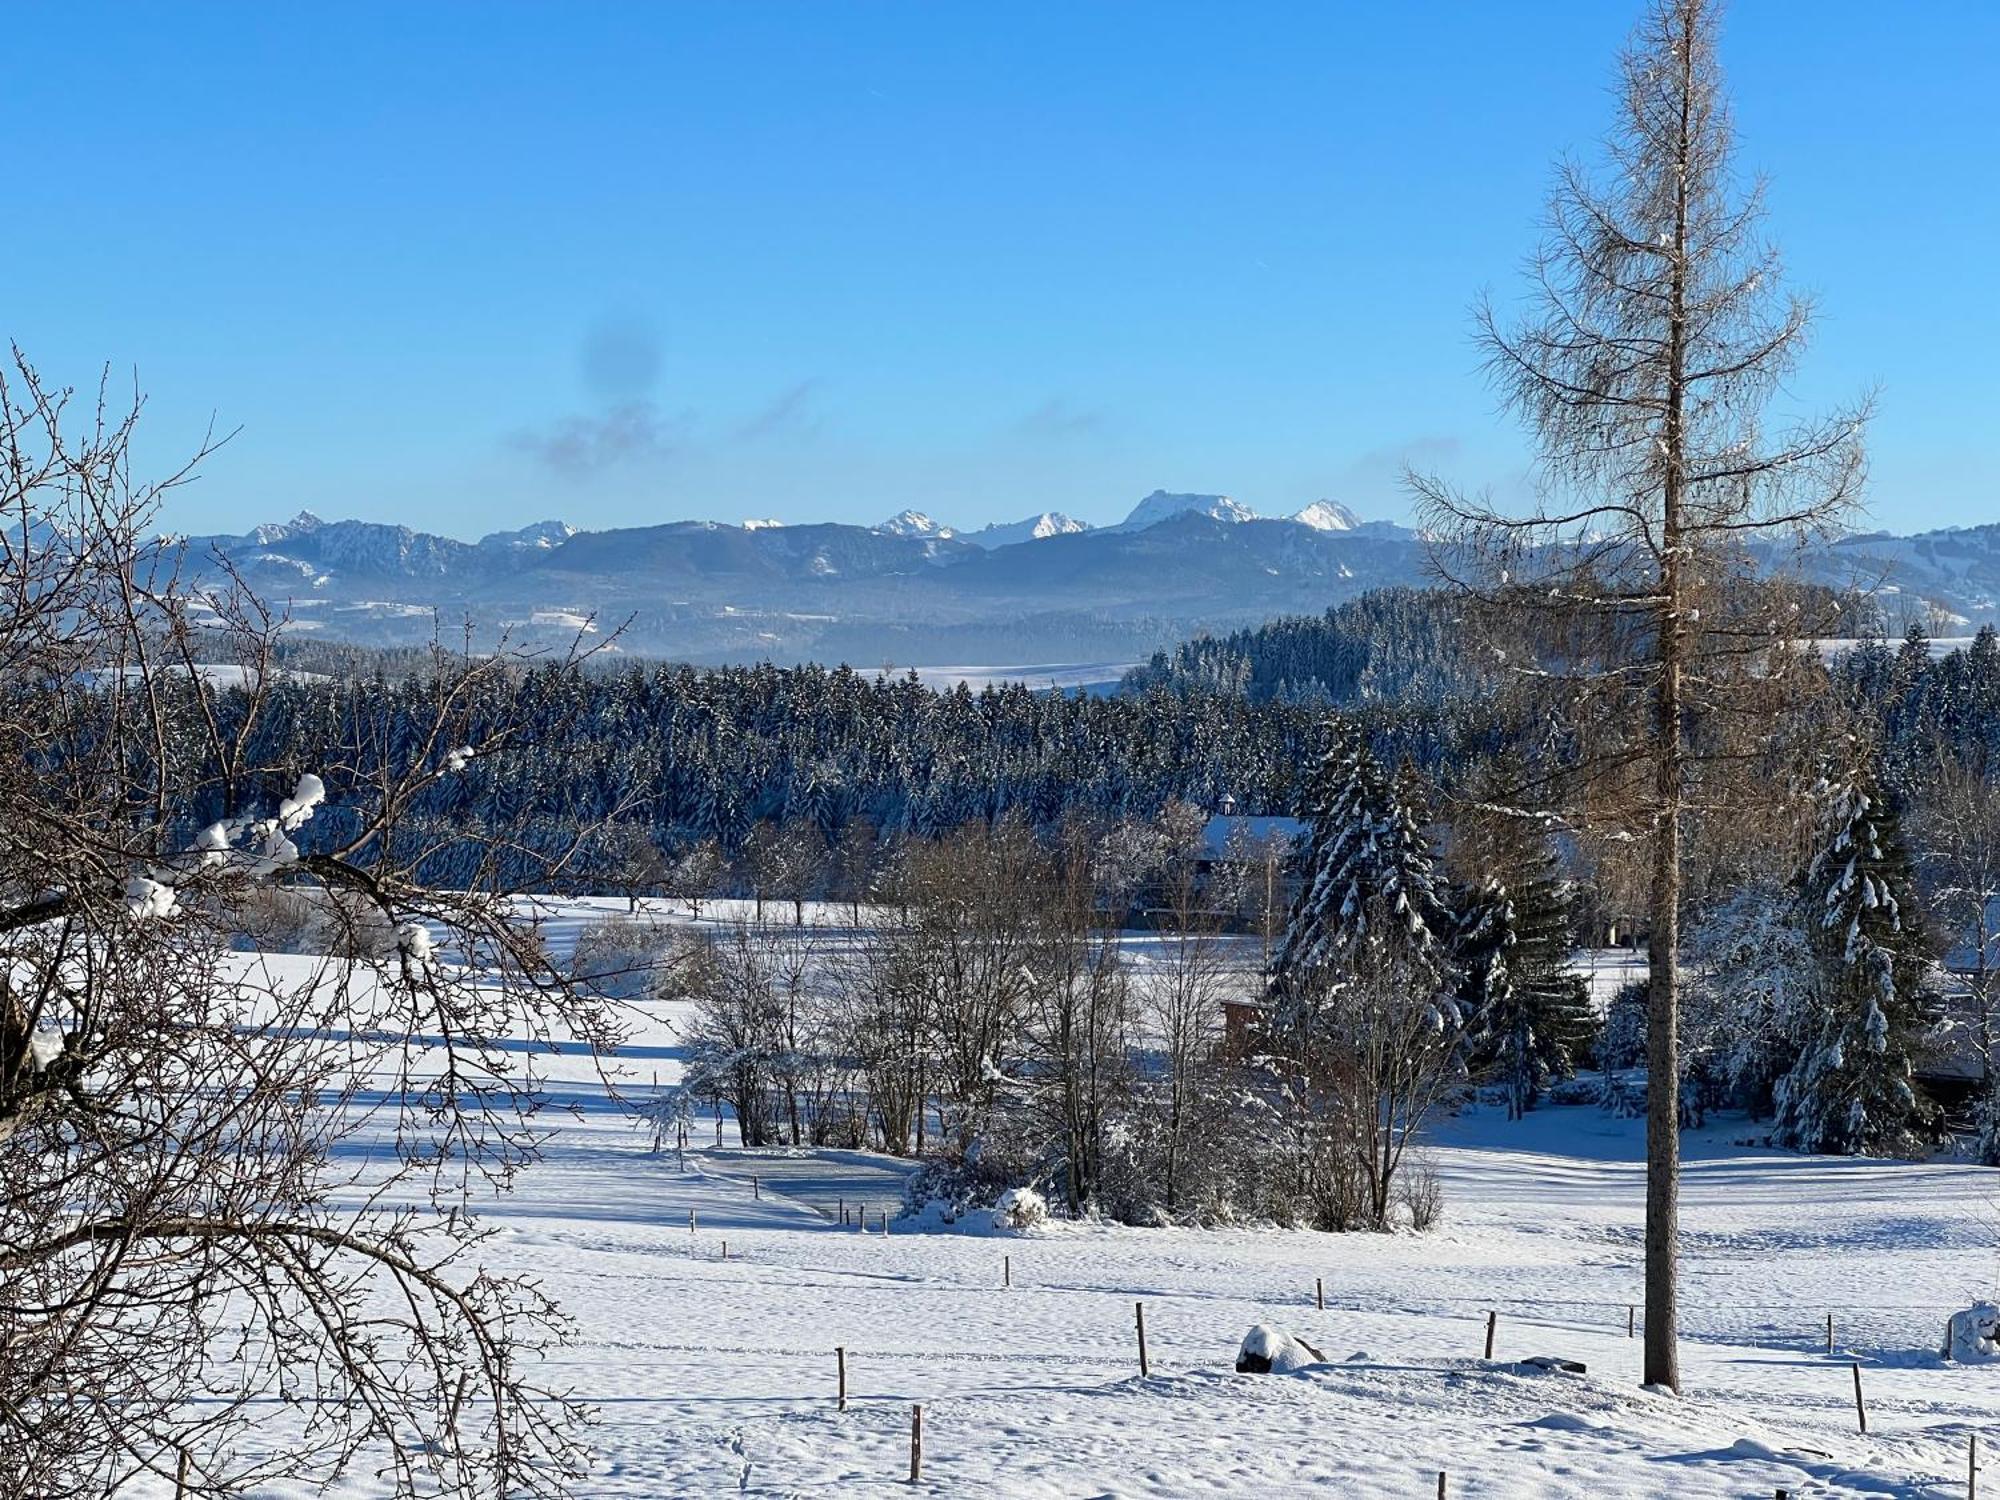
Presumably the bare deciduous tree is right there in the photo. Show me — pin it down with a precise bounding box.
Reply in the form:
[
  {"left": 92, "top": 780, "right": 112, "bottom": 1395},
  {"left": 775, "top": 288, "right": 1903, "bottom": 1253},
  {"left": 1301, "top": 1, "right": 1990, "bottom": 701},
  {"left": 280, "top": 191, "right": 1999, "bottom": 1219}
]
[
  {"left": 1410, "top": 0, "right": 1867, "bottom": 1389},
  {"left": 0, "top": 350, "right": 623, "bottom": 1497}
]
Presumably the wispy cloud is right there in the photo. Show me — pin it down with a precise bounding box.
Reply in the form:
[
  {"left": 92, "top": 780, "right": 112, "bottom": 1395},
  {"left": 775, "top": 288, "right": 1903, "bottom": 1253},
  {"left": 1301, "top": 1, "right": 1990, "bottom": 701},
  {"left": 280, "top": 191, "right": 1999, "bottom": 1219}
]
[
  {"left": 733, "top": 380, "right": 823, "bottom": 444},
  {"left": 1012, "top": 397, "right": 1105, "bottom": 441},
  {"left": 510, "top": 401, "right": 688, "bottom": 478}
]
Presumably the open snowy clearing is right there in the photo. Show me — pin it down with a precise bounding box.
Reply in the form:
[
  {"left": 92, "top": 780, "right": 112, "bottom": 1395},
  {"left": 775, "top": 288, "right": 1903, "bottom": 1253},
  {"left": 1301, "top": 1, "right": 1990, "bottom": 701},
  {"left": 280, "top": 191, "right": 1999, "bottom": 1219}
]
[
  {"left": 291, "top": 1106, "right": 2000, "bottom": 1498},
  {"left": 174, "top": 901, "right": 2000, "bottom": 1495}
]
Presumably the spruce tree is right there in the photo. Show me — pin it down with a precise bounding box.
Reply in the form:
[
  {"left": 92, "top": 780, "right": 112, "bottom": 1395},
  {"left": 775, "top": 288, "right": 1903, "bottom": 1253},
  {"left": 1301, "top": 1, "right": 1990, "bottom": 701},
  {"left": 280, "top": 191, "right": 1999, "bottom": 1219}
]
[
  {"left": 1269, "top": 730, "right": 1461, "bottom": 1230},
  {"left": 1272, "top": 732, "right": 1450, "bottom": 983},
  {"left": 1774, "top": 774, "right": 1942, "bottom": 1156},
  {"left": 1453, "top": 819, "right": 1593, "bottom": 1119}
]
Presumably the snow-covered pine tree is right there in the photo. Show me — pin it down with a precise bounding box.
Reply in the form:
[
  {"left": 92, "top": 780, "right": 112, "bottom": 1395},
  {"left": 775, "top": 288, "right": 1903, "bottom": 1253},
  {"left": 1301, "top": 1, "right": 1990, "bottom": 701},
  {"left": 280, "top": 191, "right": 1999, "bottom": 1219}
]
[
  {"left": 1271, "top": 732, "right": 1451, "bottom": 983},
  {"left": 1269, "top": 730, "right": 1459, "bottom": 1229},
  {"left": 1774, "top": 773, "right": 1943, "bottom": 1156},
  {"left": 1446, "top": 767, "right": 1592, "bottom": 1119},
  {"left": 1453, "top": 867, "right": 1593, "bottom": 1120}
]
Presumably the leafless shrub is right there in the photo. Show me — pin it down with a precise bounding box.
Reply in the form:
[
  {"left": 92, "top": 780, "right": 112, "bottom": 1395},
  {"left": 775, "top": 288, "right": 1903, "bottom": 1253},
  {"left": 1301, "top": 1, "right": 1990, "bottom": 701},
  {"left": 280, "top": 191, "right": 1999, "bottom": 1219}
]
[
  {"left": 570, "top": 913, "right": 686, "bottom": 999},
  {"left": 1398, "top": 1157, "right": 1445, "bottom": 1233}
]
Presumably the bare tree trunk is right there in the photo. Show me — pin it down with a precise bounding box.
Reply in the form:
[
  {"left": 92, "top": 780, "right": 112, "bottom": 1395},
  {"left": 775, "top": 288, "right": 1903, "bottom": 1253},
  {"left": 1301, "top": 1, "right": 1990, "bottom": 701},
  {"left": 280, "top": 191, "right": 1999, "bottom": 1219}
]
[
  {"left": 1644, "top": 666, "right": 1683, "bottom": 1390},
  {"left": 1643, "top": 12, "right": 1693, "bottom": 1388}
]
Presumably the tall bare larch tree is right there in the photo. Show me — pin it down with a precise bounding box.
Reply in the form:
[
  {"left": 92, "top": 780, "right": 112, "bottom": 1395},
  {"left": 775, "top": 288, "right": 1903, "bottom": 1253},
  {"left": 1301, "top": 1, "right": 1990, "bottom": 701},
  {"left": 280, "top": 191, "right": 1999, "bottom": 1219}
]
[{"left": 1412, "top": 0, "right": 1868, "bottom": 1390}]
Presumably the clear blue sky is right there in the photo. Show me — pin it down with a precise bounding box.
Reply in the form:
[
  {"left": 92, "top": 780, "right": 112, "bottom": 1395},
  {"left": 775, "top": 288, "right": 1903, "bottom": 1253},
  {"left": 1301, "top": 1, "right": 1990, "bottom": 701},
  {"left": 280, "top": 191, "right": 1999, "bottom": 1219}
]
[{"left": 5, "top": 2, "right": 1995, "bottom": 539}]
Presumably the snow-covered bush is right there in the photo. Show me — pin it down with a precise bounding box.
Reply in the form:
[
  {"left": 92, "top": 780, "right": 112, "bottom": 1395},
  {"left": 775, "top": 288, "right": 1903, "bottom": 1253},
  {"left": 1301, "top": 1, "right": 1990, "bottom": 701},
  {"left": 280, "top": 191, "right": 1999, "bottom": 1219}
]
[
  {"left": 570, "top": 916, "right": 684, "bottom": 999},
  {"left": 899, "top": 1148, "right": 1022, "bottom": 1226},
  {"left": 229, "top": 883, "right": 395, "bottom": 959},
  {"left": 992, "top": 1186, "right": 1048, "bottom": 1231},
  {"left": 1546, "top": 1074, "right": 1603, "bottom": 1107}
]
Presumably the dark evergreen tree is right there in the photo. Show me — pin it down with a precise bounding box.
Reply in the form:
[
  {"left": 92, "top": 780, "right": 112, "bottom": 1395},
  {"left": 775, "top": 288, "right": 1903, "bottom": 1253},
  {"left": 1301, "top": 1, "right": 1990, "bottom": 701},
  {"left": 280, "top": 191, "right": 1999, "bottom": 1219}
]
[
  {"left": 1454, "top": 856, "right": 1593, "bottom": 1119},
  {"left": 1773, "top": 773, "right": 1943, "bottom": 1156}
]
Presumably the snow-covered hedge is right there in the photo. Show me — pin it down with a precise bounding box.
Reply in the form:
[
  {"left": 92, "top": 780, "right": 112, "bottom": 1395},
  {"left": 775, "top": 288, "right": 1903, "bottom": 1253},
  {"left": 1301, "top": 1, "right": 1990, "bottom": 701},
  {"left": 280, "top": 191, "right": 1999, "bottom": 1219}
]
[{"left": 899, "top": 1151, "right": 1053, "bottom": 1233}]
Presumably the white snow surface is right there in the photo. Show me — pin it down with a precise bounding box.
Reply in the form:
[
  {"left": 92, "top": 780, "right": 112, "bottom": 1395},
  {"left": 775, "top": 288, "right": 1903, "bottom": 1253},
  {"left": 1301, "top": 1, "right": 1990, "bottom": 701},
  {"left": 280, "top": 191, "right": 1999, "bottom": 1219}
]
[{"left": 147, "top": 897, "right": 2000, "bottom": 1497}]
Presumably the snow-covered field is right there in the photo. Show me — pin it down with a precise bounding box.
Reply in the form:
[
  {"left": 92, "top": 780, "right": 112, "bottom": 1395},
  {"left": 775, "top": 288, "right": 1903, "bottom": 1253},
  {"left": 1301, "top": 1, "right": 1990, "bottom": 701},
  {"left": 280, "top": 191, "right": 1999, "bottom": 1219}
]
[{"left": 226, "top": 901, "right": 2000, "bottom": 1496}]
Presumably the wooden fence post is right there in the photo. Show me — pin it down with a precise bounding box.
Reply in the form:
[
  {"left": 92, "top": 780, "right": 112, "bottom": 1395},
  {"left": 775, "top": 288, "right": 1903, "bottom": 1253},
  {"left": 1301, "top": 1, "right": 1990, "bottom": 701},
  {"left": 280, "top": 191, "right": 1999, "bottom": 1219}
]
[
  {"left": 1851, "top": 1363, "right": 1867, "bottom": 1434},
  {"left": 752, "top": 1174, "right": 759, "bottom": 1200},
  {"left": 836, "top": 1346, "right": 847, "bottom": 1411},
  {"left": 1484, "top": 1310, "right": 1498, "bottom": 1360},
  {"left": 1826, "top": 1313, "right": 1835, "bottom": 1354},
  {"left": 1136, "top": 1301, "right": 1150, "bottom": 1377},
  {"left": 908, "top": 1403, "right": 924, "bottom": 1483},
  {"left": 1316, "top": 1277, "right": 1324, "bottom": 1311},
  {"left": 1435, "top": 1471, "right": 1446, "bottom": 1498},
  {"left": 175, "top": 1448, "right": 190, "bottom": 1499},
  {"left": 688, "top": 1208, "right": 696, "bottom": 1235},
  {"left": 1628, "top": 1305, "right": 1635, "bottom": 1339},
  {"left": 1004, "top": 1255, "right": 1011, "bottom": 1288},
  {"left": 1970, "top": 1431, "right": 1978, "bottom": 1499}
]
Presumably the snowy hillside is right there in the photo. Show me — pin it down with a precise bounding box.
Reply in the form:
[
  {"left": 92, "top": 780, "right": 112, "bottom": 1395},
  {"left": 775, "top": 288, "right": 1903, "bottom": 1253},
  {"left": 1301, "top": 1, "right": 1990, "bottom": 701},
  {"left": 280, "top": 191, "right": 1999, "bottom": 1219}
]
[{"left": 192, "top": 897, "right": 2000, "bottom": 1499}]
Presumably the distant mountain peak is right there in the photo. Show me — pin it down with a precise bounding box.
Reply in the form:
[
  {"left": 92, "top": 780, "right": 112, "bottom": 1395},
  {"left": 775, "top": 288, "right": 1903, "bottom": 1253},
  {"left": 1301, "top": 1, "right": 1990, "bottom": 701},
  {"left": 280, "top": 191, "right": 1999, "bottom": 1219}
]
[
  {"left": 876, "top": 509, "right": 955, "bottom": 539},
  {"left": 479, "top": 519, "right": 576, "bottom": 551},
  {"left": 250, "top": 510, "right": 326, "bottom": 545},
  {"left": 1117, "top": 491, "right": 1257, "bottom": 532},
  {"left": 741, "top": 517, "right": 785, "bottom": 531},
  {"left": 1291, "top": 500, "right": 1362, "bottom": 532},
  {"left": 965, "top": 511, "right": 1092, "bottom": 549}
]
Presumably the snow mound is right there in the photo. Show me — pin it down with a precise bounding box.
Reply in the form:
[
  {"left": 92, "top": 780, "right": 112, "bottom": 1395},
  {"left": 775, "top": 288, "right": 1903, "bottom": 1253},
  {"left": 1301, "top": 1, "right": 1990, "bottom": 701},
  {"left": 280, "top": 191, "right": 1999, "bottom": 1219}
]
[
  {"left": 1727, "top": 1436, "right": 1785, "bottom": 1460},
  {"left": 1235, "top": 1323, "right": 1324, "bottom": 1374},
  {"left": 992, "top": 1186, "right": 1048, "bottom": 1231},
  {"left": 1523, "top": 1411, "right": 1607, "bottom": 1433},
  {"left": 1944, "top": 1302, "right": 2000, "bottom": 1362}
]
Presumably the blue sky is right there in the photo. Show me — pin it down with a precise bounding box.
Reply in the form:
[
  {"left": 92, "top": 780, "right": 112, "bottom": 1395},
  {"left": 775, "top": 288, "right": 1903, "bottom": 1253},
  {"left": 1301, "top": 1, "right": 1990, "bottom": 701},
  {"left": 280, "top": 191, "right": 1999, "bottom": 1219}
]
[{"left": 5, "top": 3, "right": 1995, "bottom": 539}]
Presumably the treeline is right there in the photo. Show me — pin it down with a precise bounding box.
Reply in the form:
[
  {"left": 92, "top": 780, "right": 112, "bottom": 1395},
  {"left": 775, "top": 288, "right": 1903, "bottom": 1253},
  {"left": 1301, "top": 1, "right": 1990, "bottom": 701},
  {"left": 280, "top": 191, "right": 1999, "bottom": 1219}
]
[
  {"left": 200, "top": 654, "right": 1480, "bottom": 890},
  {"left": 204, "top": 604, "right": 2000, "bottom": 937},
  {"left": 1128, "top": 584, "right": 1885, "bottom": 706}
]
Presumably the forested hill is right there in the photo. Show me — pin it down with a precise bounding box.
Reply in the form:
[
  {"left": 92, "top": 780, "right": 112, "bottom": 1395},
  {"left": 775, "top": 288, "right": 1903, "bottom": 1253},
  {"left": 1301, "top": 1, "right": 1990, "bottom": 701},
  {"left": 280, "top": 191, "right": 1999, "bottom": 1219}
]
[
  {"left": 219, "top": 660, "right": 1472, "bottom": 888},
  {"left": 1127, "top": 585, "right": 1886, "bottom": 706},
  {"left": 1123, "top": 588, "right": 1485, "bottom": 704}
]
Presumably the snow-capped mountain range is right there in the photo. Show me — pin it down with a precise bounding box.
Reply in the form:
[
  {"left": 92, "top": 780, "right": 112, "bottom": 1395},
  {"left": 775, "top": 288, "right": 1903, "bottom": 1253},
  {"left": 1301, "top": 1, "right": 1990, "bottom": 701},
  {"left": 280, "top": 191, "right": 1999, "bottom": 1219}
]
[{"left": 171, "top": 493, "right": 2000, "bottom": 669}]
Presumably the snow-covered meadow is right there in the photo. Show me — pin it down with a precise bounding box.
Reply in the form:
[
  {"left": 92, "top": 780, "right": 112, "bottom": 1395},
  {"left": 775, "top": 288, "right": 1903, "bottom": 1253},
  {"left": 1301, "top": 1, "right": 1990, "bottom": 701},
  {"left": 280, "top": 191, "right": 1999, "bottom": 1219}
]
[{"left": 231, "top": 900, "right": 2000, "bottom": 1496}]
